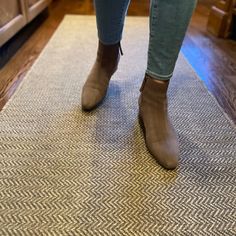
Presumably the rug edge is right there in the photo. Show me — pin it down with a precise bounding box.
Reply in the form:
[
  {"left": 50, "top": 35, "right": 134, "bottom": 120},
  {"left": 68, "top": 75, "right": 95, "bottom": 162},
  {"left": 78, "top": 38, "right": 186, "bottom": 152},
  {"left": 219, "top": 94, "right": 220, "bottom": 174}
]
[{"left": 180, "top": 52, "right": 236, "bottom": 129}]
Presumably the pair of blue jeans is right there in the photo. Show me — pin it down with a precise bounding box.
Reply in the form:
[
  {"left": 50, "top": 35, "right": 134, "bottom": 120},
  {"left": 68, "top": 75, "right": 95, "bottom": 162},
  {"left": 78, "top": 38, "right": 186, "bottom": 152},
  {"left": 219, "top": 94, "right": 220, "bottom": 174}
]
[{"left": 94, "top": 0, "right": 197, "bottom": 80}]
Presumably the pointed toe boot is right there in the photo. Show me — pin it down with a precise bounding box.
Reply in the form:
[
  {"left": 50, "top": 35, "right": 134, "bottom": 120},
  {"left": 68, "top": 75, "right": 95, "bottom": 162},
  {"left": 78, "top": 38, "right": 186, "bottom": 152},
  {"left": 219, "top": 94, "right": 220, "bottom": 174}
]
[
  {"left": 138, "top": 73, "right": 179, "bottom": 170},
  {"left": 81, "top": 40, "right": 123, "bottom": 111}
]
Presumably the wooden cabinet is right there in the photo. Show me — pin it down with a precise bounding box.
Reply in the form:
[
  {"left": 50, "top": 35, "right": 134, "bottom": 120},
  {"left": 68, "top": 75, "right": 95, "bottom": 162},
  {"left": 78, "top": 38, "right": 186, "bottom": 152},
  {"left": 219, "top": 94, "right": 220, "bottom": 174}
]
[
  {"left": 26, "top": 0, "right": 51, "bottom": 22},
  {"left": 0, "top": 0, "right": 27, "bottom": 46},
  {"left": 207, "top": 0, "right": 236, "bottom": 38},
  {"left": 0, "top": 0, "right": 51, "bottom": 47}
]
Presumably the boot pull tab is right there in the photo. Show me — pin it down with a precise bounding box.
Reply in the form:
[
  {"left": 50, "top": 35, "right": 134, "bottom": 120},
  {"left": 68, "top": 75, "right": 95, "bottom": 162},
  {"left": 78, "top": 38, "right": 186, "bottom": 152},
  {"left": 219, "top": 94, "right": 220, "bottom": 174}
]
[
  {"left": 119, "top": 42, "right": 123, "bottom": 56},
  {"left": 140, "top": 75, "right": 147, "bottom": 92}
]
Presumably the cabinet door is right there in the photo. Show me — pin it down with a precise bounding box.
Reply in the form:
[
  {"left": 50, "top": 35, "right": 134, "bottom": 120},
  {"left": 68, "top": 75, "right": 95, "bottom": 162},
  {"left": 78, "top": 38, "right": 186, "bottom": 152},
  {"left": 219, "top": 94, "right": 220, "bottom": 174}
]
[
  {"left": 26, "top": 0, "right": 51, "bottom": 22},
  {"left": 207, "top": 0, "right": 235, "bottom": 37},
  {"left": 0, "top": 0, "right": 27, "bottom": 46}
]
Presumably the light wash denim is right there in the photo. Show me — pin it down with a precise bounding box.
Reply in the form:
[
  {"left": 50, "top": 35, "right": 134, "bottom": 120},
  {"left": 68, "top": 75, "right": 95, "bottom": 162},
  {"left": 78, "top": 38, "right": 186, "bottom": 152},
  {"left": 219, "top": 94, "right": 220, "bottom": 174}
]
[{"left": 94, "top": 0, "right": 197, "bottom": 80}]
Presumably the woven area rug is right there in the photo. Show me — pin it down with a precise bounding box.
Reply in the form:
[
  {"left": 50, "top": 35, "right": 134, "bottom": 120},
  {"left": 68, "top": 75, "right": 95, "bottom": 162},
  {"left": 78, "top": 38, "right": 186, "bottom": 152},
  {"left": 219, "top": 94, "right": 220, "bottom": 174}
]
[{"left": 1, "top": 15, "right": 236, "bottom": 235}]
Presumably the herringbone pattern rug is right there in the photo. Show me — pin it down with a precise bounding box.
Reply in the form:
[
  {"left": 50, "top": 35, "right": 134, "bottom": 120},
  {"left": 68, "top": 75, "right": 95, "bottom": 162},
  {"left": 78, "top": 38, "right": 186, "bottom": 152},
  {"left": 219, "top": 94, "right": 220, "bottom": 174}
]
[{"left": 0, "top": 15, "right": 236, "bottom": 235}]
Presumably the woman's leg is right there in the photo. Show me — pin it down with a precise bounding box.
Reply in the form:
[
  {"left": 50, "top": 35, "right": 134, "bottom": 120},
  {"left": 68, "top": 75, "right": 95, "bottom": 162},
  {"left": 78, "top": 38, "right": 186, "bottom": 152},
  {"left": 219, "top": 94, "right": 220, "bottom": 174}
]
[
  {"left": 94, "top": 0, "right": 131, "bottom": 45},
  {"left": 81, "top": 0, "right": 131, "bottom": 110},
  {"left": 139, "top": 0, "right": 197, "bottom": 169},
  {"left": 146, "top": 0, "right": 197, "bottom": 80}
]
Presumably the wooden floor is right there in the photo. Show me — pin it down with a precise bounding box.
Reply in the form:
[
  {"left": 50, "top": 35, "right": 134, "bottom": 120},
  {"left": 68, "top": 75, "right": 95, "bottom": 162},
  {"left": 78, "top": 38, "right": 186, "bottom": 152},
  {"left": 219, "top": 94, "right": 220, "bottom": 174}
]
[{"left": 0, "top": 0, "right": 235, "bottom": 123}]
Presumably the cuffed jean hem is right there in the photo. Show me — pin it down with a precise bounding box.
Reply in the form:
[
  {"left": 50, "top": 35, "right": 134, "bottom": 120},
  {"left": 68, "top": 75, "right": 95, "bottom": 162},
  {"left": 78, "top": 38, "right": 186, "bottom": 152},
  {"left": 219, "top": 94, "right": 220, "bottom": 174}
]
[{"left": 145, "top": 69, "right": 173, "bottom": 81}]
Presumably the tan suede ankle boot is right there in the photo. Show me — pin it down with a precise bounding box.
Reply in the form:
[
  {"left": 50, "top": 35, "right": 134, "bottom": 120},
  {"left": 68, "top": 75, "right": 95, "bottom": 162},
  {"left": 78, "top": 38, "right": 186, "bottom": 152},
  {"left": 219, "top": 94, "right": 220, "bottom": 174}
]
[
  {"left": 138, "top": 73, "right": 179, "bottom": 170},
  {"left": 81, "top": 40, "right": 123, "bottom": 110}
]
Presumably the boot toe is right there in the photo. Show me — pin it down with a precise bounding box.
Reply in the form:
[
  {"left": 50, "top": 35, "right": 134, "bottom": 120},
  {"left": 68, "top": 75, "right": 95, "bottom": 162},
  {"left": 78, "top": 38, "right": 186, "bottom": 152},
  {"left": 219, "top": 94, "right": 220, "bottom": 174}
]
[
  {"left": 81, "top": 87, "right": 103, "bottom": 111},
  {"left": 148, "top": 140, "right": 179, "bottom": 170}
]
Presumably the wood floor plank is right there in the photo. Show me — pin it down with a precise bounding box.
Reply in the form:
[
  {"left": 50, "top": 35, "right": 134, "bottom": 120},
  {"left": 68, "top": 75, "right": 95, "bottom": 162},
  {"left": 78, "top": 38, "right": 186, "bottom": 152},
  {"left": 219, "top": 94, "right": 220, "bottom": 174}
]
[{"left": 181, "top": 4, "right": 236, "bottom": 123}]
